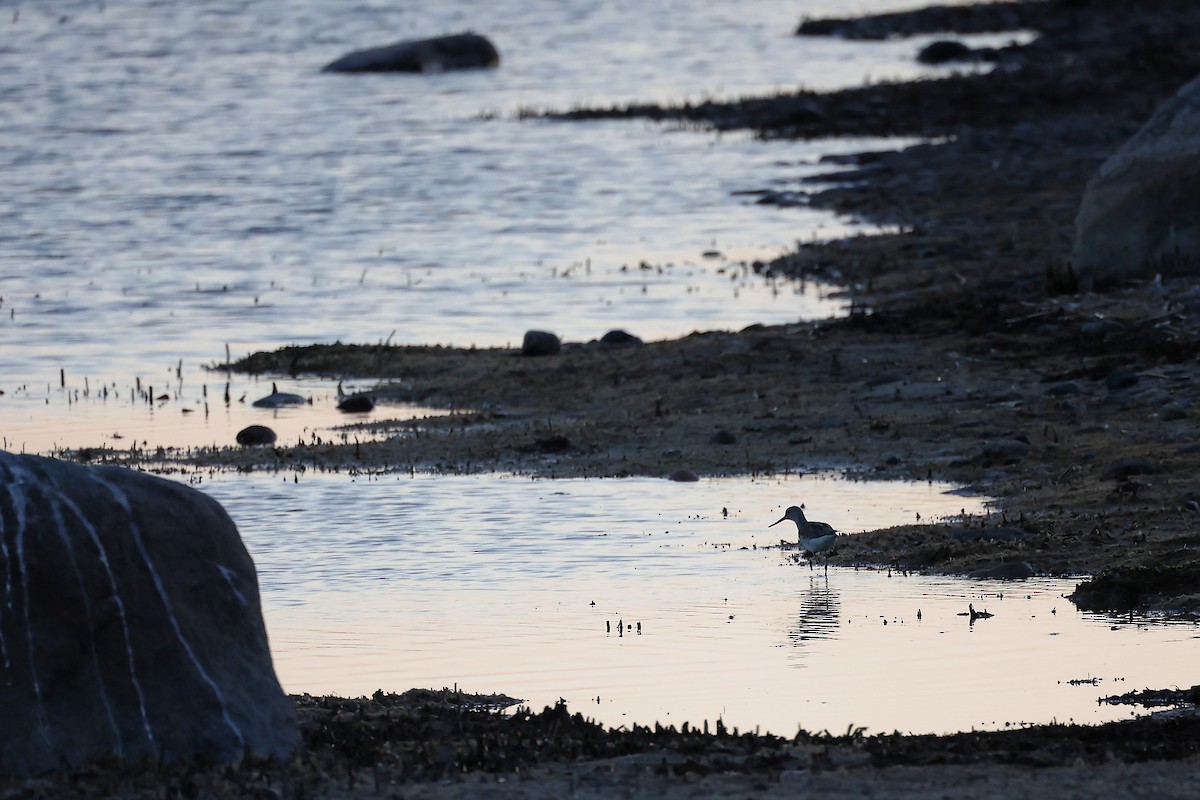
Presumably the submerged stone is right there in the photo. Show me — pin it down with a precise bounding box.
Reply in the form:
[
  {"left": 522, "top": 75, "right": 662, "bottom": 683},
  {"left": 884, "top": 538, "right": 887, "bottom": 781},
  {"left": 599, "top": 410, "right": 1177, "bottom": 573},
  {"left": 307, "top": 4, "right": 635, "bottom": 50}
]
[{"left": 0, "top": 452, "right": 298, "bottom": 776}]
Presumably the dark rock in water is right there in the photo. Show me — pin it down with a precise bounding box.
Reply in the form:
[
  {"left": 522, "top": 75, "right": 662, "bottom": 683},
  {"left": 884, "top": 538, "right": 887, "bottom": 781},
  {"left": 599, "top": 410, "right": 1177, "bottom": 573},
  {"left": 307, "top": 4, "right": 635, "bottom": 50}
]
[
  {"left": 521, "top": 330, "right": 561, "bottom": 357},
  {"left": 599, "top": 329, "right": 644, "bottom": 349},
  {"left": 754, "top": 190, "right": 808, "bottom": 207},
  {"left": 337, "top": 394, "right": 375, "bottom": 413},
  {"left": 1105, "top": 369, "right": 1139, "bottom": 391},
  {"left": 710, "top": 429, "right": 737, "bottom": 445},
  {"left": 669, "top": 469, "right": 699, "bottom": 482},
  {"left": 324, "top": 32, "right": 500, "bottom": 74},
  {"left": 0, "top": 452, "right": 298, "bottom": 776},
  {"left": 1070, "top": 74, "right": 1200, "bottom": 290},
  {"left": 1101, "top": 458, "right": 1162, "bottom": 480},
  {"left": 252, "top": 382, "right": 306, "bottom": 408},
  {"left": 917, "top": 40, "right": 973, "bottom": 64},
  {"left": 949, "top": 526, "right": 1029, "bottom": 542},
  {"left": 236, "top": 424, "right": 277, "bottom": 446},
  {"left": 968, "top": 561, "right": 1036, "bottom": 580}
]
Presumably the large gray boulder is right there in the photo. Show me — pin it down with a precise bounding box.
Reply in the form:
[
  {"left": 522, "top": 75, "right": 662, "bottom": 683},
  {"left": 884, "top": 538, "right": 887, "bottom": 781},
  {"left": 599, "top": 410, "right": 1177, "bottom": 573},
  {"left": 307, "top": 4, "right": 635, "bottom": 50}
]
[
  {"left": 1071, "top": 74, "right": 1200, "bottom": 290},
  {"left": 323, "top": 32, "right": 500, "bottom": 74},
  {"left": 0, "top": 452, "right": 298, "bottom": 776}
]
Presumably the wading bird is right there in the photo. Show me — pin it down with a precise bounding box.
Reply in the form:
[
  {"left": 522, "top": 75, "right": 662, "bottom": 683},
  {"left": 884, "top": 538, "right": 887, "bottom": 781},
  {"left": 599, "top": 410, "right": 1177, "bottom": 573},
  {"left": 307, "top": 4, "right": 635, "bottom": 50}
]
[{"left": 770, "top": 505, "right": 839, "bottom": 572}]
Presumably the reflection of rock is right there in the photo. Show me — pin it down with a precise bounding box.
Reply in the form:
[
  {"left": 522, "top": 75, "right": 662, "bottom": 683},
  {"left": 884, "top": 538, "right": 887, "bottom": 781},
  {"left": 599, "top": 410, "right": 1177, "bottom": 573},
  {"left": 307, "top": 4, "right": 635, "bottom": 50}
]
[
  {"left": 324, "top": 33, "right": 500, "bottom": 74},
  {"left": 0, "top": 452, "right": 298, "bottom": 776}
]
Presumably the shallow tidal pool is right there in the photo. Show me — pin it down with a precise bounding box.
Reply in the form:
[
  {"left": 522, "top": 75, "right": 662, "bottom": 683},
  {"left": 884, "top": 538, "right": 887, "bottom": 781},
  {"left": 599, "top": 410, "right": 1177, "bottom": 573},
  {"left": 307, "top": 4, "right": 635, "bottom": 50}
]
[{"left": 187, "top": 472, "right": 1200, "bottom": 736}]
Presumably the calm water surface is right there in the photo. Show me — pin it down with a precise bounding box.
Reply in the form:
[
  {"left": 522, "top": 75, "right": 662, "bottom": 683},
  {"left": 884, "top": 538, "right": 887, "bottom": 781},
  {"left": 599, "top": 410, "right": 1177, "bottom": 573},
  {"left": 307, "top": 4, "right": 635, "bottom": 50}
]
[
  {"left": 196, "top": 472, "right": 1199, "bottom": 736},
  {"left": 1, "top": 0, "right": 1026, "bottom": 452}
]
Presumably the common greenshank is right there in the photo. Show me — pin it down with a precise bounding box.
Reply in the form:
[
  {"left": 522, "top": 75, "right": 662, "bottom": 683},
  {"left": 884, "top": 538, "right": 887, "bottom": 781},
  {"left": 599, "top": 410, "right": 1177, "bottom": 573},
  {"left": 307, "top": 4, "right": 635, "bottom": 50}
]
[{"left": 770, "top": 505, "right": 839, "bottom": 572}]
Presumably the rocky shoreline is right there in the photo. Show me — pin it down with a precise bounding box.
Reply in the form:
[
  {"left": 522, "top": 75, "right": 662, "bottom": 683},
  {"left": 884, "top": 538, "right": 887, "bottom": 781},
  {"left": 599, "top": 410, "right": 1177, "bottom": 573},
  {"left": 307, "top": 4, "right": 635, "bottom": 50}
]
[{"left": 35, "top": 1, "right": 1200, "bottom": 795}]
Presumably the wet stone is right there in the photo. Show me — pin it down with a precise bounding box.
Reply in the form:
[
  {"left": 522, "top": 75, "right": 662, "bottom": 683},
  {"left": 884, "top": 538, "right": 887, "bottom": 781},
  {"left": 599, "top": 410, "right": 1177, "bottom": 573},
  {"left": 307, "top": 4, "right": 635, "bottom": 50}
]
[
  {"left": 251, "top": 382, "right": 306, "bottom": 408},
  {"left": 323, "top": 32, "right": 500, "bottom": 74},
  {"left": 236, "top": 425, "right": 278, "bottom": 446}
]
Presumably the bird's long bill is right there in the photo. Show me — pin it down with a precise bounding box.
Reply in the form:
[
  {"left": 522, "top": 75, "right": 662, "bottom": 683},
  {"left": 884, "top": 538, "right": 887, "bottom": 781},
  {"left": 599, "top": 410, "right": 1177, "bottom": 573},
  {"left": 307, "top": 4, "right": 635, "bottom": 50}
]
[{"left": 769, "top": 515, "right": 787, "bottom": 527}]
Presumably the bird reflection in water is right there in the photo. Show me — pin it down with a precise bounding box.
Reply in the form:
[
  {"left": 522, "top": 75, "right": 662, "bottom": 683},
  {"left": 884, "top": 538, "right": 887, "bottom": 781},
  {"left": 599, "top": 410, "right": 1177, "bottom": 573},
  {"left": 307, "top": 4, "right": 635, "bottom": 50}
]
[{"left": 786, "top": 576, "right": 841, "bottom": 651}]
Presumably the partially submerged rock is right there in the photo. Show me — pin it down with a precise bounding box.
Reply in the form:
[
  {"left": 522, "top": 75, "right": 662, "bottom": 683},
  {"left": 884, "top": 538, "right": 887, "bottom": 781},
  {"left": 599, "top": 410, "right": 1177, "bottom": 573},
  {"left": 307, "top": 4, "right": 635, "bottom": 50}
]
[
  {"left": 0, "top": 452, "right": 298, "bottom": 776},
  {"left": 324, "top": 33, "right": 500, "bottom": 74},
  {"left": 252, "top": 382, "right": 306, "bottom": 408}
]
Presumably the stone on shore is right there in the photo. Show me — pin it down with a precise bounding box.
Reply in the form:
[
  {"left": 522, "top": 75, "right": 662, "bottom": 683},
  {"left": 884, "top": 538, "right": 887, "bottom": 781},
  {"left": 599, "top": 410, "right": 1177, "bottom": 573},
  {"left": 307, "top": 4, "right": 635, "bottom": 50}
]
[
  {"left": 252, "top": 382, "right": 306, "bottom": 408},
  {"left": 967, "top": 561, "right": 1036, "bottom": 580},
  {"left": 598, "top": 329, "right": 644, "bottom": 349},
  {"left": 1071, "top": 73, "right": 1200, "bottom": 290},
  {"left": 0, "top": 452, "right": 299, "bottom": 776},
  {"left": 521, "top": 330, "right": 561, "bottom": 357},
  {"left": 337, "top": 394, "right": 375, "bottom": 413},
  {"left": 323, "top": 33, "right": 500, "bottom": 74},
  {"left": 237, "top": 424, "right": 278, "bottom": 446},
  {"left": 917, "top": 40, "right": 973, "bottom": 64}
]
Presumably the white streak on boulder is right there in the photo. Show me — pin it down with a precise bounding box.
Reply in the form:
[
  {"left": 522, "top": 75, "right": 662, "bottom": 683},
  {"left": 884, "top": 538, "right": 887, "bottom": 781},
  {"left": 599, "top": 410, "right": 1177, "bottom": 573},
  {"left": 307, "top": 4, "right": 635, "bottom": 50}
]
[{"left": 0, "top": 452, "right": 298, "bottom": 776}]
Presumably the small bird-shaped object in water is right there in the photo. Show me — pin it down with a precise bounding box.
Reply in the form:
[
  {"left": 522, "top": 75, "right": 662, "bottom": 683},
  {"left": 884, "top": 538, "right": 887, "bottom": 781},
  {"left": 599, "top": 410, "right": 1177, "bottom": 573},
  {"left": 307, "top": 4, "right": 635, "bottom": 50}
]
[
  {"left": 770, "top": 505, "right": 839, "bottom": 572},
  {"left": 957, "top": 603, "right": 994, "bottom": 624}
]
